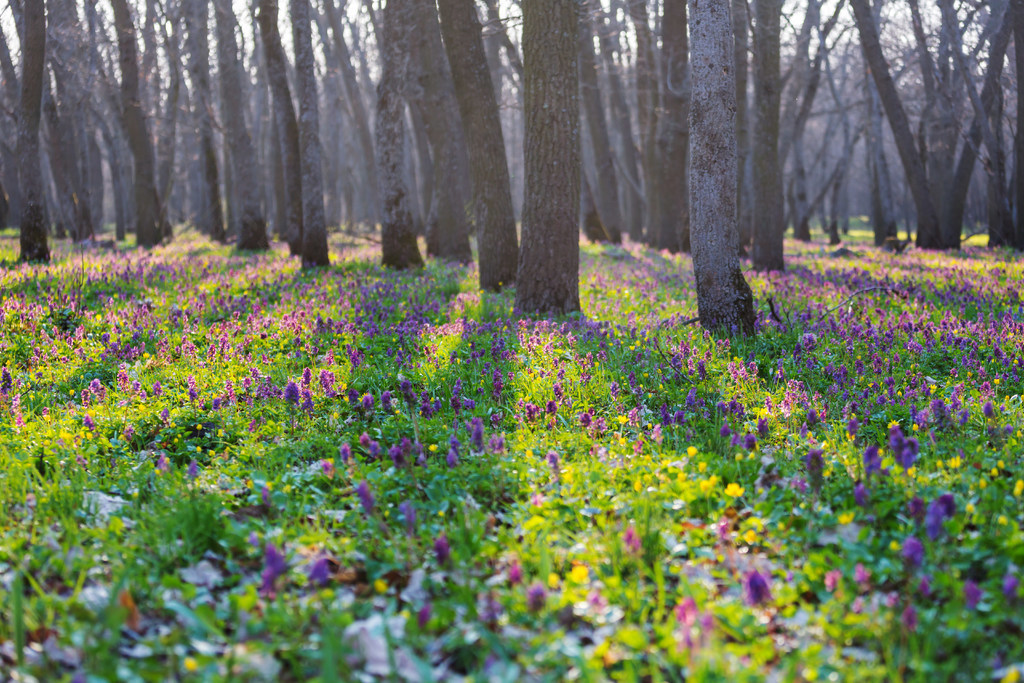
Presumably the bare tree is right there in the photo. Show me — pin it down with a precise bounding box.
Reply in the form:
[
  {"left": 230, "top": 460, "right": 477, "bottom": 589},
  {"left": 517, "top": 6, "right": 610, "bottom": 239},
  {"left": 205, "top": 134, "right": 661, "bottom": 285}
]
[
  {"left": 291, "top": 0, "right": 330, "bottom": 267},
  {"left": 214, "top": 0, "right": 268, "bottom": 251},
  {"left": 689, "top": 0, "right": 756, "bottom": 334},
  {"left": 515, "top": 0, "right": 581, "bottom": 315},
  {"left": 1015, "top": 0, "right": 1024, "bottom": 248},
  {"left": 437, "top": 0, "right": 520, "bottom": 288},
  {"left": 111, "top": 0, "right": 163, "bottom": 248},
  {"left": 751, "top": 0, "right": 785, "bottom": 270},
  {"left": 256, "top": 0, "right": 303, "bottom": 255},
  {"left": 652, "top": 0, "right": 690, "bottom": 252},
  {"left": 18, "top": 0, "right": 49, "bottom": 262}
]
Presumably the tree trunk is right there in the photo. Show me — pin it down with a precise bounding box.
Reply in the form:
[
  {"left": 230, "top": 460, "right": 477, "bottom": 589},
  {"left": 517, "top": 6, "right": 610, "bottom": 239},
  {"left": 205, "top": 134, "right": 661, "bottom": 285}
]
[
  {"left": 18, "top": 0, "right": 49, "bottom": 262},
  {"left": 111, "top": 0, "right": 162, "bottom": 248},
  {"left": 408, "top": 0, "right": 473, "bottom": 262},
  {"left": 850, "top": 0, "right": 943, "bottom": 248},
  {"left": 214, "top": 0, "right": 268, "bottom": 251},
  {"left": 515, "top": 0, "right": 581, "bottom": 315},
  {"left": 256, "top": 0, "right": 303, "bottom": 255},
  {"left": 377, "top": 0, "right": 424, "bottom": 270},
  {"left": 290, "top": 0, "right": 330, "bottom": 267},
  {"left": 437, "top": 0, "right": 520, "bottom": 288},
  {"left": 1015, "top": 0, "right": 1024, "bottom": 248},
  {"left": 653, "top": 0, "right": 690, "bottom": 253},
  {"left": 732, "top": 0, "right": 752, "bottom": 252},
  {"left": 689, "top": 0, "right": 755, "bottom": 334},
  {"left": 627, "top": 0, "right": 659, "bottom": 243},
  {"left": 577, "top": 1, "right": 624, "bottom": 244},
  {"left": 751, "top": 0, "right": 785, "bottom": 270}
]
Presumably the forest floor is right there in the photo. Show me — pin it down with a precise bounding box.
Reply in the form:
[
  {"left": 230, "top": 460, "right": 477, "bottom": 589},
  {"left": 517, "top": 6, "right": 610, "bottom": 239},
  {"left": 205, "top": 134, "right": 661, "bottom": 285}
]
[{"left": 0, "top": 232, "right": 1022, "bottom": 682}]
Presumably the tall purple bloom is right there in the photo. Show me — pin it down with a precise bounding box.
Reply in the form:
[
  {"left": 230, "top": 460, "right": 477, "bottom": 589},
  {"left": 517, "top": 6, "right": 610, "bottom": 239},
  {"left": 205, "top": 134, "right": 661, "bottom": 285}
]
[
  {"left": 356, "top": 481, "right": 375, "bottom": 516},
  {"left": 1003, "top": 572, "right": 1019, "bottom": 599},
  {"left": 743, "top": 570, "right": 772, "bottom": 606},
  {"left": 925, "top": 494, "right": 956, "bottom": 540},
  {"left": 526, "top": 583, "right": 546, "bottom": 611},
  {"left": 902, "top": 536, "right": 924, "bottom": 568},
  {"left": 964, "top": 580, "right": 983, "bottom": 609},
  {"left": 854, "top": 482, "right": 869, "bottom": 507},
  {"left": 260, "top": 543, "right": 288, "bottom": 597},
  {"left": 308, "top": 556, "right": 331, "bottom": 587},
  {"left": 399, "top": 501, "right": 416, "bottom": 536},
  {"left": 434, "top": 533, "right": 451, "bottom": 565},
  {"left": 284, "top": 381, "right": 300, "bottom": 406}
]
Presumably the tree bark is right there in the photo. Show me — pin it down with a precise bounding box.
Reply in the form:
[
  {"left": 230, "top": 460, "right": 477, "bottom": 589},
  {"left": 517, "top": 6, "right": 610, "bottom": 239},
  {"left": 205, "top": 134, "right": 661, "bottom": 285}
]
[
  {"left": 291, "top": 0, "right": 330, "bottom": 267},
  {"left": 850, "top": 0, "right": 943, "bottom": 248},
  {"left": 256, "top": 0, "right": 303, "bottom": 255},
  {"left": 18, "top": 0, "right": 49, "bottom": 262},
  {"left": 732, "top": 0, "right": 752, "bottom": 252},
  {"left": 1015, "top": 0, "right": 1024, "bottom": 248},
  {"left": 577, "top": 1, "right": 624, "bottom": 244},
  {"left": 111, "top": 0, "right": 163, "bottom": 248},
  {"left": 214, "top": 0, "right": 269, "bottom": 251},
  {"left": 437, "top": 0, "right": 520, "bottom": 288},
  {"left": 627, "top": 0, "right": 659, "bottom": 243},
  {"left": 515, "top": 0, "right": 581, "bottom": 315},
  {"left": 751, "top": 0, "right": 785, "bottom": 270},
  {"left": 689, "top": 0, "right": 755, "bottom": 334},
  {"left": 407, "top": 0, "right": 473, "bottom": 262},
  {"left": 377, "top": 0, "right": 424, "bottom": 270},
  {"left": 653, "top": 0, "right": 690, "bottom": 252}
]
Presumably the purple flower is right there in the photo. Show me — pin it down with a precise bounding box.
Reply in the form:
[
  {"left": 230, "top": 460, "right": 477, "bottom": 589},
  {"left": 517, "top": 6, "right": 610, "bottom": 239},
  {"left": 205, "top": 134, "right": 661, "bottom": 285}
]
[
  {"left": 417, "top": 603, "right": 432, "bottom": 628},
  {"left": 757, "top": 417, "right": 769, "bottom": 437},
  {"left": 526, "top": 583, "right": 546, "bottom": 611},
  {"left": 470, "top": 418, "right": 484, "bottom": 452},
  {"left": 863, "top": 445, "right": 882, "bottom": 477},
  {"left": 918, "top": 575, "right": 932, "bottom": 598},
  {"left": 847, "top": 417, "right": 860, "bottom": 437},
  {"left": 339, "top": 443, "right": 351, "bottom": 463},
  {"left": 744, "top": 433, "right": 757, "bottom": 450},
  {"left": 964, "top": 580, "right": 983, "bottom": 609},
  {"left": 381, "top": 391, "right": 392, "bottom": 411},
  {"left": 902, "top": 536, "right": 924, "bottom": 568},
  {"left": 361, "top": 393, "right": 374, "bottom": 412},
  {"left": 156, "top": 453, "right": 170, "bottom": 474},
  {"left": 508, "top": 560, "right": 523, "bottom": 585},
  {"left": 854, "top": 482, "right": 868, "bottom": 507},
  {"left": 546, "top": 451, "right": 560, "bottom": 475},
  {"left": 983, "top": 401, "right": 995, "bottom": 419},
  {"left": 675, "top": 597, "right": 698, "bottom": 626},
  {"left": 901, "top": 604, "right": 918, "bottom": 632},
  {"left": 855, "top": 563, "right": 871, "bottom": 591},
  {"left": 624, "top": 524, "right": 642, "bottom": 554},
  {"left": 925, "top": 494, "right": 956, "bottom": 540},
  {"left": 434, "top": 533, "right": 451, "bottom": 565},
  {"left": 1002, "top": 572, "right": 1018, "bottom": 599},
  {"left": 907, "top": 496, "right": 926, "bottom": 522},
  {"left": 284, "top": 381, "right": 300, "bottom": 406},
  {"left": 743, "top": 570, "right": 772, "bottom": 606},
  {"left": 261, "top": 485, "right": 271, "bottom": 506},
  {"left": 308, "top": 556, "right": 331, "bottom": 586},
  {"left": 446, "top": 448, "right": 459, "bottom": 468},
  {"left": 391, "top": 501, "right": 414, "bottom": 538},
  {"left": 804, "top": 449, "right": 824, "bottom": 492},
  {"left": 260, "top": 543, "right": 288, "bottom": 596},
  {"left": 356, "top": 481, "right": 375, "bottom": 516},
  {"left": 187, "top": 460, "right": 199, "bottom": 481},
  {"left": 720, "top": 423, "right": 732, "bottom": 438},
  {"left": 83, "top": 414, "right": 95, "bottom": 430},
  {"left": 824, "top": 570, "right": 841, "bottom": 592},
  {"left": 389, "top": 444, "right": 406, "bottom": 468}
]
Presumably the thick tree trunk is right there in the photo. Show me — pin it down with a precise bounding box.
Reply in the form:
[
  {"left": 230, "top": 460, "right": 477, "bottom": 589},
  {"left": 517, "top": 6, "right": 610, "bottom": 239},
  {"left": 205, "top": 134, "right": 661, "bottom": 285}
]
[
  {"left": 437, "top": 0, "right": 520, "bottom": 288},
  {"left": 751, "top": 0, "right": 785, "bottom": 270},
  {"left": 627, "top": 0, "right": 659, "bottom": 243},
  {"left": 515, "top": 0, "right": 581, "bottom": 315},
  {"left": 654, "top": 0, "right": 690, "bottom": 253},
  {"left": 111, "top": 0, "right": 162, "bottom": 248},
  {"left": 18, "top": 0, "right": 49, "bottom": 262},
  {"left": 577, "top": 2, "right": 624, "bottom": 245},
  {"left": 377, "top": 0, "right": 424, "bottom": 270},
  {"left": 689, "top": 0, "right": 755, "bottom": 334},
  {"left": 291, "top": 0, "right": 330, "bottom": 267},
  {"left": 850, "top": 0, "right": 943, "bottom": 248},
  {"left": 214, "top": 0, "right": 268, "bottom": 251}
]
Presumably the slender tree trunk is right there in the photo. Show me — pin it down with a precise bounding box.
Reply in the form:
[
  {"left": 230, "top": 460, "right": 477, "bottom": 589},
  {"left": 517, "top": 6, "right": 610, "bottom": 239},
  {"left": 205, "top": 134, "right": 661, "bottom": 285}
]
[
  {"left": 18, "top": 0, "right": 49, "bottom": 262},
  {"left": 689, "top": 0, "right": 755, "bottom": 334},
  {"left": 627, "top": 0, "right": 659, "bottom": 242},
  {"left": 256, "top": 0, "right": 303, "bottom": 255},
  {"left": 653, "top": 0, "right": 690, "bottom": 253},
  {"left": 577, "top": 1, "right": 624, "bottom": 244},
  {"left": 515, "top": 0, "right": 581, "bottom": 315},
  {"left": 407, "top": 0, "right": 473, "bottom": 262},
  {"left": 291, "top": 0, "right": 330, "bottom": 267},
  {"left": 1015, "top": 0, "right": 1024, "bottom": 248},
  {"left": 377, "top": 0, "right": 423, "bottom": 269},
  {"left": 850, "top": 0, "right": 943, "bottom": 248},
  {"left": 111, "top": 0, "right": 162, "bottom": 248},
  {"left": 751, "top": 0, "right": 785, "bottom": 270},
  {"left": 185, "top": 0, "right": 225, "bottom": 241},
  {"left": 214, "top": 0, "right": 268, "bottom": 251},
  {"left": 732, "top": 0, "right": 752, "bottom": 252},
  {"left": 438, "top": 0, "right": 520, "bottom": 288}
]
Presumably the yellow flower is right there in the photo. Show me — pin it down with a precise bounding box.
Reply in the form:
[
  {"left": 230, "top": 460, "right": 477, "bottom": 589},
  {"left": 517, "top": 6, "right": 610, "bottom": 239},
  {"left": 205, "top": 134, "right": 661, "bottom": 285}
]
[
  {"left": 698, "top": 462, "right": 707, "bottom": 473},
  {"left": 617, "top": 415, "right": 629, "bottom": 425},
  {"left": 838, "top": 512, "right": 855, "bottom": 525},
  {"left": 1015, "top": 480, "right": 1024, "bottom": 497},
  {"left": 687, "top": 446, "right": 698, "bottom": 457},
  {"left": 999, "top": 516, "right": 1009, "bottom": 526},
  {"left": 966, "top": 503, "right": 976, "bottom": 514},
  {"left": 992, "top": 467, "right": 1000, "bottom": 477},
  {"left": 548, "top": 572, "right": 561, "bottom": 589},
  {"left": 890, "top": 540, "right": 900, "bottom": 552},
  {"left": 1001, "top": 667, "right": 1021, "bottom": 683},
  {"left": 374, "top": 578, "right": 389, "bottom": 594},
  {"left": 743, "top": 529, "right": 758, "bottom": 545},
  {"left": 429, "top": 444, "right": 438, "bottom": 453},
  {"left": 184, "top": 657, "right": 199, "bottom": 672},
  {"left": 699, "top": 479, "right": 714, "bottom": 494},
  {"left": 570, "top": 565, "right": 589, "bottom": 584},
  {"left": 725, "top": 483, "right": 744, "bottom": 498}
]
